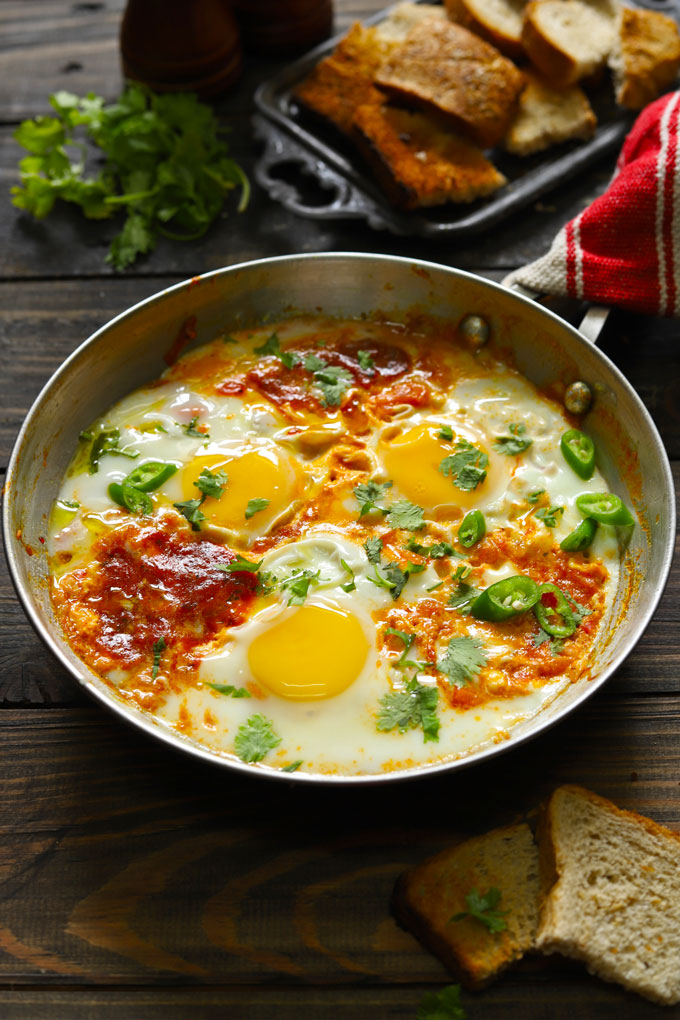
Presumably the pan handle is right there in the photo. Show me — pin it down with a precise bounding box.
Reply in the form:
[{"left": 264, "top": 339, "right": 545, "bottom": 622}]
[{"left": 503, "top": 277, "right": 609, "bottom": 347}]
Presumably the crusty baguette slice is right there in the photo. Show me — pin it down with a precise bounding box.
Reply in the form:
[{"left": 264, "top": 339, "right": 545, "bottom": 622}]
[
  {"left": 375, "top": 18, "right": 525, "bottom": 148},
  {"left": 393, "top": 823, "right": 540, "bottom": 988},
  {"left": 609, "top": 7, "right": 680, "bottom": 110},
  {"left": 505, "top": 69, "right": 596, "bottom": 154},
  {"left": 537, "top": 785, "right": 680, "bottom": 1006},
  {"left": 522, "top": 0, "right": 619, "bottom": 88},
  {"left": 445, "top": 0, "right": 528, "bottom": 57},
  {"left": 374, "top": 1, "right": 447, "bottom": 44},
  {"left": 294, "top": 23, "right": 388, "bottom": 136},
  {"left": 353, "top": 103, "right": 507, "bottom": 207}
]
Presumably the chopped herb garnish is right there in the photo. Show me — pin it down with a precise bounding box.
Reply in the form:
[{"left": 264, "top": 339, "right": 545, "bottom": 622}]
[
  {"left": 280, "top": 569, "right": 320, "bottom": 606},
  {"left": 354, "top": 479, "right": 392, "bottom": 517},
  {"left": 377, "top": 677, "right": 439, "bottom": 743},
  {"left": 564, "top": 592, "right": 592, "bottom": 624},
  {"left": 533, "top": 628, "right": 564, "bottom": 656},
  {"left": 182, "top": 416, "right": 208, "bottom": 439},
  {"left": 173, "top": 497, "right": 207, "bottom": 531},
  {"left": 216, "top": 555, "right": 263, "bottom": 574},
  {"left": 406, "top": 537, "right": 454, "bottom": 559},
  {"left": 386, "top": 499, "right": 426, "bottom": 532},
  {"left": 234, "top": 714, "right": 281, "bottom": 763},
  {"left": 364, "top": 535, "right": 383, "bottom": 564},
  {"left": 494, "top": 423, "right": 532, "bottom": 455},
  {"left": 382, "top": 562, "right": 410, "bottom": 600},
  {"left": 385, "top": 627, "right": 416, "bottom": 666},
  {"left": 527, "top": 489, "right": 545, "bottom": 504},
  {"left": 438, "top": 424, "right": 454, "bottom": 441},
  {"left": 282, "top": 760, "right": 304, "bottom": 773},
  {"left": 440, "top": 440, "right": 489, "bottom": 492},
  {"left": 254, "top": 332, "right": 281, "bottom": 356},
  {"left": 427, "top": 581, "right": 444, "bottom": 592},
  {"left": 207, "top": 683, "right": 251, "bottom": 698},
  {"left": 417, "top": 984, "right": 466, "bottom": 1020},
  {"left": 59, "top": 499, "right": 80, "bottom": 509},
  {"left": 340, "top": 559, "right": 356, "bottom": 592},
  {"left": 357, "top": 349, "right": 375, "bottom": 373},
  {"left": 448, "top": 582, "right": 481, "bottom": 614},
  {"left": 450, "top": 887, "right": 508, "bottom": 934},
  {"left": 151, "top": 636, "right": 166, "bottom": 681},
  {"left": 438, "top": 636, "right": 486, "bottom": 688},
  {"left": 303, "top": 353, "right": 326, "bottom": 372},
  {"left": 194, "top": 467, "right": 228, "bottom": 499},
  {"left": 536, "top": 505, "right": 565, "bottom": 527},
  {"left": 311, "top": 364, "right": 354, "bottom": 407},
  {"left": 245, "top": 497, "right": 270, "bottom": 520},
  {"left": 87, "top": 427, "right": 139, "bottom": 474}
]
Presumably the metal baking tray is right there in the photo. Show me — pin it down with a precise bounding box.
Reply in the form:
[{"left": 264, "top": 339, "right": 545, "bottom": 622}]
[{"left": 253, "top": 0, "right": 679, "bottom": 238}]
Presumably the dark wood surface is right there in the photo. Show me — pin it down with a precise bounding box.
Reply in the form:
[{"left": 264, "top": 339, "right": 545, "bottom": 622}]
[{"left": 1, "top": 2, "right": 678, "bottom": 1017}]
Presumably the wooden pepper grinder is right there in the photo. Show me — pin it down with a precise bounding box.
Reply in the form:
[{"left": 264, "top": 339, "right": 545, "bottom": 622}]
[
  {"left": 232, "top": 0, "right": 333, "bottom": 56},
  {"left": 120, "top": 0, "right": 242, "bottom": 97}
]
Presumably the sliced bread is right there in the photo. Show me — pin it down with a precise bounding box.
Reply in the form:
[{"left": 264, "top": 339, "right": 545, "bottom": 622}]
[
  {"left": 505, "top": 69, "right": 596, "bottom": 154},
  {"left": 374, "top": 2, "right": 447, "bottom": 45},
  {"left": 609, "top": 7, "right": 680, "bottom": 110},
  {"left": 522, "top": 0, "right": 619, "bottom": 88},
  {"left": 375, "top": 19, "right": 525, "bottom": 148},
  {"left": 353, "top": 103, "right": 507, "bottom": 207},
  {"left": 537, "top": 785, "right": 680, "bottom": 1006},
  {"left": 393, "top": 823, "right": 540, "bottom": 988},
  {"left": 445, "top": 0, "right": 528, "bottom": 57}
]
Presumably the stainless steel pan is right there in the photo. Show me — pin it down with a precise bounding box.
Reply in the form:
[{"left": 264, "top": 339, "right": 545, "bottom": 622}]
[{"left": 3, "top": 254, "right": 675, "bottom": 784}]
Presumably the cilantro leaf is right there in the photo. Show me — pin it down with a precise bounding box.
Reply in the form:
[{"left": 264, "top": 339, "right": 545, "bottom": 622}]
[
  {"left": 527, "top": 489, "right": 545, "bottom": 504},
  {"left": 536, "top": 505, "right": 565, "bottom": 527},
  {"left": 234, "top": 714, "right": 281, "bottom": 763},
  {"left": 254, "top": 333, "right": 301, "bottom": 369},
  {"left": 383, "top": 562, "right": 410, "bottom": 600},
  {"left": 245, "top": 497, "right": 270, "bottom": 520},
  {"left": 406, "top": 537, "right": 454, "bottom": 559},
  {"left": 377, "top": 677, "right": 439, "bottom": 743},
  {"left": 280, "top": 569, "right": 320, "bottom": 606},
  {"left": 440, "top": 440, "right": 489, "bottom": 492},
  {"left": 194, "top": 467, "right": 227, "bottom": 499},
  {"left": 385, "top": 627, "right": 416, "bottom": 665},
  {"left": 354, "top": 479, "right": 392, "bottom": 517},
  {"left": 494, "top": 423, "right": 532, "bottom": 455},
  {"left": 207, "top": 683, "right": 251, "bottom": 698},
  {"left": 311, "top": 364, "right": 354, "bottom": 407},
  {"left": 448, "top": 582, "right": 481, "bottom": 614},
  {"left": 438, "top": 636, "right": 486, "bottom": 688},
  {"left": 385, "top": 499, "right": 426, "bottom": 531},
  {"left": 564, "top": 592, "right": 592, "bottom": 624},
  {"left": 151, "top": 636, "right": 166, "bottom": 681},
  {"left": 357, "top": 349, "right": 375, "bottom": 373},
  {"left": 173, "top": 497, "right": 206, "bottom": 531},
  {"left": 417, "top": 985, "right": 466, "bottom": 1020},
  {"left": 281, "top": 760, "right": 303, "bottom": 773},
  {"left": 182, "top": 416, "right": 208, "bottom": 439},
  {"left": 340, "top": 559, "right": 356, "bottom": 592},
  {"left": 438, "top": 425, "right": 454, "bottom": 441},
  {"left": 303, "top": 353, "right": 326, "bottom": 372},
  {"left": 216, "top": 555, "right": 263, "bottom": 574},
  {"left": 450, "top": 887, "right": 508, "bottom": 934},
  {"left": 12, "top": 84, "right": 249, "bottom": 270},
  {"left": 87, "top": 427, "right": 139, "bottom": 474},
  {"left": 364, "top": 535, "right": 383, "bottom": 564}
]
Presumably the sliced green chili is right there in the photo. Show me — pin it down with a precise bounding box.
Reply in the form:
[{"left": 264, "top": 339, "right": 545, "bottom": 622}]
[
  {"left": 575, "top": 492, "right": 634, "bottom": 526},
  {"left": 534, "top": 583, "right": 576, "bottom": 638},
  {"left": 458, "top": 509, "right": 486, "bottom": 548},
  {"left": 109, "top": 481, "right": 153, "bottom": 515},
  {"left": 560, "top": 517, "right": 598, "bottom": 552},
  {"left": 123, "top": 460, "right": 177, "bottom": 492},
  {"left": 470, "top": 575, "right": 540, "bottom": 622},
  {"left": 560, "top": 429, "right": 595, "bottom": 480}
]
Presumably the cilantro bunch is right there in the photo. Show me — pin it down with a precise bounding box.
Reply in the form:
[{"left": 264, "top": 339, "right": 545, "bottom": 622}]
[{"left": 12, "top": 85, "right": 249, "bottom": 269}]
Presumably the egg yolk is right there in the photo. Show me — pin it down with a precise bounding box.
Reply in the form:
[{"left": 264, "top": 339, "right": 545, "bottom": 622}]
[
  {"left": 180, "top": 447, "right": 302, "bottom": 532},
  {"left": 247, "top": 604, "right": 369, "bottom": 700},
  {"left": 380, "top": 424, "right": 506, "bottom": 515}
]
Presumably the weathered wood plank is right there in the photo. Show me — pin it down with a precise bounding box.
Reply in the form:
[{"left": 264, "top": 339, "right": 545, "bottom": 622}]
[
  {"left": 1, "top": 699, "right": 679, "bottom": 988},
  {"left": 0, "top": 980, "right": 678, "bottom": 1020}
]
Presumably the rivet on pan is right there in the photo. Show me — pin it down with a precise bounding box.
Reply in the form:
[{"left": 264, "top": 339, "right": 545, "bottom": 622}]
[
  {"left": 459, "top": 314, "right": 489, "bottom": 349},
  {"left": 564, "top": 381, "right": 593, "bottom": 415}
]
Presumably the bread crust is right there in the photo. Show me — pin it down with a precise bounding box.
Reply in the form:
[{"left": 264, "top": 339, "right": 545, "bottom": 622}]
[
  {"left": 522, "top": 0, "right": 582, "bottom": 87},
  {"left": 452, "top": 0, "right": 527, "bottom": 58},
  {"left": 614, "top": 8, "right": 680, "bottom": 110},
  {"left": 504, "top": 70, "right": 596, "bottom": 155}
]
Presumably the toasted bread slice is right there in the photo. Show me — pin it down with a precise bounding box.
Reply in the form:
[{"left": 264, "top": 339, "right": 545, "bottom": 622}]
[
  {"left": 609, "top": 7, "right": 680, "bottom": 110},
  {"left": 353, "top": 103, "right": 506, "bottom": 207},
  {"left": 445, "top": 0, "right": 527, "bottom": 57},
  {"left": 375, "top": 2, "right": 447, "bottom": 44},
  {"left": 295, "top": 23, "right": 388, "bottom": 136},
  {"left": 393, "top": 823, "right": 540, "bottom": 988},
  {"left": 505, "top": 69, "right": 596, "bottom": 154},
  {"left": 375, "top": 19, "right": 525, "bottom": 148},
  {"left": 537, "top": 785, "right": 680, "bottom": 1006},
  {"left": 522, "top": 0, "right": 619, "bottom": 88}
]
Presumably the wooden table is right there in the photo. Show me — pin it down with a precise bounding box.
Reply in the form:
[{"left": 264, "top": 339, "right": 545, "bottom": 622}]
[{"left": 1, "top": 3, "right": 679, "bottom": 1017}]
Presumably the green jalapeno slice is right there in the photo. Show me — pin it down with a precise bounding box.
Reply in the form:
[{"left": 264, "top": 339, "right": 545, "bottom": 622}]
[
  {"left": 108, "top": 481, "right": 153, "bottom": 515},
  {"left": 123, "top": 460, "right": 177, "bottom": 492},
  {"left": 560, "top": 429, "right": 595, "bottom": 480},
  {"left": 575, "top": 492, "right": 634, "bottom": 526},
  {"left": 470, "top": 575, "right": 540, "bottom": 622},
  {"left": 560, "top": 517, "right": 598, "bottom": 552},
  {"left": 458, "top": 509, "right": 486, "bottom": 548},
  {"left": 533, "top": 583, "right": 576, "bottom": 638}
]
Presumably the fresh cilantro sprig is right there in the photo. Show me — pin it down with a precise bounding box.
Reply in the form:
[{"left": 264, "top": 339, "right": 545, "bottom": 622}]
[
  {"left": 450, "top": 887, "right": 508, "bottom": 934},
  {"left": 386, "top": 500, "right": 426, "bottom": 531},
  {"left": 438, "top": 636, "right": 486, "bottom": 688},
  {"left": 207, "top": 683, "right": 251, "bottom": 698},
  {"left": 151, "top": 636, "right": 166, "bottom": 680},
  {"left": 245, "top": 497, "right": 270, "bottom": 520},
  {"left": 536, "top": 505, "right": 565, "bottom": 527},
  {"left": 377, "top": 677, "right": 440, "bottom": 743},
  {"left": 12, "top": 85, "right": 249, "bottom": 270},
  {"left": 364, "top": 535, "right": 383, "bottom": 564},
  {"left": 354, "top": 480, "right": 393, "bottom": 516},
  {"left": 357, "top": 349, "right": 375, "bottom": 373},
  {"left": 254, "top": 333, "right": 301, "bottom": 369},
  {"left": 448, "top": 581, "right": 481, "bottom": 614},
  {"left": 280, "top": 569, "right": 321, "bottom": 606},
  {"left": 312, "top": 364, "right": 354, "bottom": 407},
  {"left": 83, "top": 426, "right": 139, "bottom": 474},
  {"left": 182, "top": 417, "right": 208, "bottom": 439},
  {"left": 417, "top": 985, "right": 466, "bottom": 1020},
  {"left": 217, "top": 555, "right": 263, "bottom": 574},
  {"left": 173, "top": 497, "right": 207, "bottom": 531},
  {"left": 234, "top": 714, "right": 281, "bottom": 763},
  {"left": 440, "top": 440, "right": 489, "bottom": 492},
  {"left": 494, "top": 423, "right": 532, "bottom": 455},
  {"left": 406, "top": 537, "right": 454, "bottom": 559},
  {"left": 194, "top": 467, "right": 227, "bottom": 499}
]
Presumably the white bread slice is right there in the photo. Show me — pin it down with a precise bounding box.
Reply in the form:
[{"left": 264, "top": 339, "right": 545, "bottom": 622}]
[
  {"left": 609, "top": 7, "right": 680, "bottom": 110},
  {"left": 505, "top": 69, "right": 596, "bottom": 154},
  {"left": 393, "top": 823, "right": 540, "bottom": 988},
  {"left": 522, "top": 0, "right": 619, "bottom": 88},
  {"left": 537, "top": 785, "right": 680, "bottom": 1006},
  {"left": 445, "top": 0, "right": 528, "bottom": 57},
  {"left": 375, "top": 2, "right": 447, "bottom": 44}
]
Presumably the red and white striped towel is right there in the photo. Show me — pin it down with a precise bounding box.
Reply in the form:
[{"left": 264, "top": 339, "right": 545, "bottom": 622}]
[{"left": 505, "top": 91, "right": 680, "bottom": 317}]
